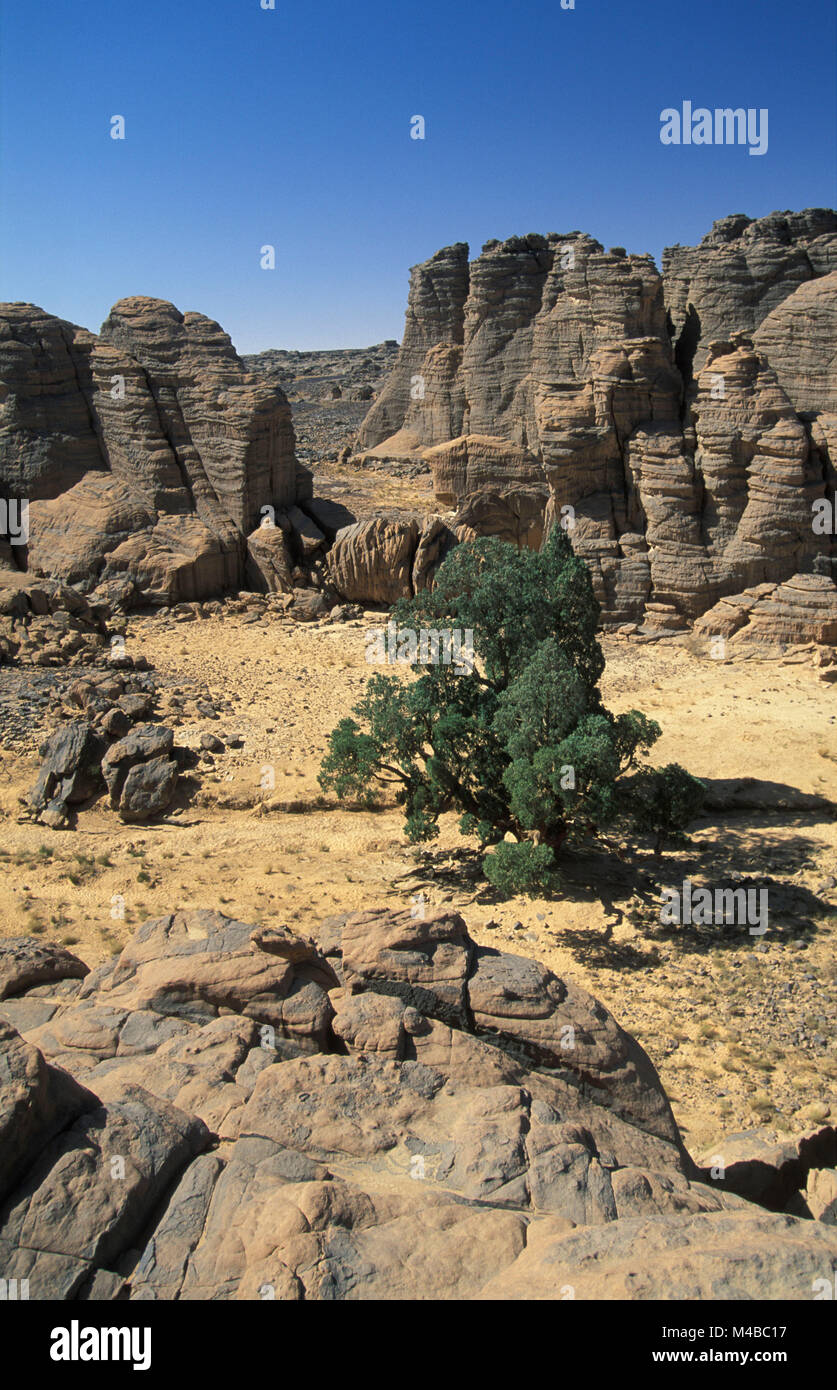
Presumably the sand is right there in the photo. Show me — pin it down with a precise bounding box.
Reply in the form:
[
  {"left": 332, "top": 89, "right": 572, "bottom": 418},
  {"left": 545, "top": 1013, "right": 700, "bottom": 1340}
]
[{"left": 1, "top": 609, "right": 835, "bottom": 1154}]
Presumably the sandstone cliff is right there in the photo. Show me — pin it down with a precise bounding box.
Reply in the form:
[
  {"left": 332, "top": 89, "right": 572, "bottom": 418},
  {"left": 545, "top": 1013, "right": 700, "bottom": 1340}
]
[
  {"left": 355, "top": 210, "right": 837, "bottom": 628},
  {"left": 0, "top": 299, "right": 302, "bottom": 603},
  {"left": 3, "top": 211, "right": 836, "bottom": 628}
]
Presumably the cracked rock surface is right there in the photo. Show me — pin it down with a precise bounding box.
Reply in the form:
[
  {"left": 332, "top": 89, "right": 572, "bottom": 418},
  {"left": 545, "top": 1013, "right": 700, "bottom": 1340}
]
[{"left": 1, "top": 907, "right": 834, "bottom": 1300}]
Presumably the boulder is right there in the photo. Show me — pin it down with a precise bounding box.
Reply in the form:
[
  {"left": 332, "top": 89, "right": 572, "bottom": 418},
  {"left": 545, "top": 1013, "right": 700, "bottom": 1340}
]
[
  {"left": 3, "top": 905, "right": 836, "bottom": 1300},
  {"left": 0, "top": 939, "right": 88, "bottom": 1002},
  {"left": 101, "top": 723, "right": 179, "bottom": 821},
  {"left": 453, "top": 486, "right": 549, "bottom": 551},
  {"left": 289, "top": 589, "right": 330, "bottom": 622},
  {"left": 0, "top": 1022, "right": 97, "bottom": 1206},
  {"left": 327, "top": 518, "right": 419, "bottom": 604},
  {"left": 797, "top": 1167, "right": 837, "bottom": 1224},
  {"left": 245, "top": 522, "right": 294, "bottom": 594},
  {"left": 28, "top": 721, "right": 107, "bottom": 825},
  {"left": 340, "top": 907, "right": 473, "bottom": 1028},
  {"left": 697, "top": 1124, "right": 837, "bottom": 1211},
  {"left": 0, "top": 1076, "right": 209, "bottom": 1298},
  {"left": 80, "top": 910, "right": 338, "bottom": 1049}
]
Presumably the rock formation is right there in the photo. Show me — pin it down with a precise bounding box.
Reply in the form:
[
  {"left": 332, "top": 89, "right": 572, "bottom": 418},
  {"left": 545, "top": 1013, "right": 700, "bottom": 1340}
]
[
  {"left": 22, "top": 654, "right": 197, "bottom": 827},
  {"left": 664, "top": 210, "right": 837, "bottom": 376},
  {"left": 1, "top": 907, "right": 834, "bottom": 1299},
  {"left": 0, "top": 571, "right": 113, "bottom": 668},
  {"left": 354, "top": 211, "right": 837, "bottom": 631},
  {"left": 3, "top": 211, "right": 836, "bottom": 634},
  {"left": 0, "top": 299, "right": 305, "bottom": 604},
  {"left": 694, "top": 573, "right": 837, "bottom": 649}
]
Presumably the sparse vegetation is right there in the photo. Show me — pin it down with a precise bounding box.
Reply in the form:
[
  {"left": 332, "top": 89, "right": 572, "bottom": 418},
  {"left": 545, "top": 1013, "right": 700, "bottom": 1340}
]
[{"left": 320, "top": 529, "right": 705, "bottom": 894}]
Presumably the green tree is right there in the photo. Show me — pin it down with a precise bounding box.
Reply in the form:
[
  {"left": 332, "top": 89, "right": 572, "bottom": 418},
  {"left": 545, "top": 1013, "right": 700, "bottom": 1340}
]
[{"left": 319, "top": 527, "right": 704, "bottom": 892}]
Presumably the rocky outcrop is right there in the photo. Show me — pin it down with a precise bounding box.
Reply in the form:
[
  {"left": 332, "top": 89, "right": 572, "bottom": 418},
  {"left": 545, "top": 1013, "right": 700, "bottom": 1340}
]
[
  {"left": 0, "top": 1020, "right": 99, "bottom": 1210},
  {"left": 697, "top": 1124, "right": 837, "bottom": 1213},
  {"left": 428, "top": 435, "right": 545, "bottom": 507},
  {"left": 0, "top": 939, "right": 88, "bottom": 1003},
  {"left": 5, "top": 211, "right": 836, "bottom": 627},
  {"left": 0, "top": 1017, "right": 208, "bottom": 1298},
  {"left": 2, "top": 906, "right": 836, "bottom": 1300},
  {"left": 0, "top": 571, "right": 112, "bottom": 667},
  {"left": 664, "top": 210, "right": 837, "bottom": 377},
  {"left": 357, "top": 244, "right": 470, "bottom": 453},
  {"left": 476, "top": 1208, "right": 837, "bottom": 1300},
  {"left": 753, "top": 270, "right": 837, "bottom": 499},
  {"left": 0, "top": 298, "right": 301, "bottom": 604},
  {"left": 244, "top": 519, "right": 295, "bottom": 594},
  {"left": 26, "top": 674, "right": 190, "bottom": 826},
  {"left": 694, "top": 573, "right": 837, "bottom": 647},
  {"left": 354, "top": 212, "right": 837, "bottom": 633},
  {"left": 627, "top": 336, "right": 824, "bottom": 619},
  {"left": 326, "top": 517, "right": 420, "bottom": 604}
]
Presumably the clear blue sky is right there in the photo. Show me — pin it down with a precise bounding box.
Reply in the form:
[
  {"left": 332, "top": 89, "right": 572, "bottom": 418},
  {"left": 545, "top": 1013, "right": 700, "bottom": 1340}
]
[{"left": 1, "top": 0, "right": 834, "bottom": 352}]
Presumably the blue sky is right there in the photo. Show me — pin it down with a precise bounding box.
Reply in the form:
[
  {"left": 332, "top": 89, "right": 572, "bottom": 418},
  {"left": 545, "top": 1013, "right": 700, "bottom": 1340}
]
[{"left": 1, "top": 0, "right": 834, "bottom": 352}]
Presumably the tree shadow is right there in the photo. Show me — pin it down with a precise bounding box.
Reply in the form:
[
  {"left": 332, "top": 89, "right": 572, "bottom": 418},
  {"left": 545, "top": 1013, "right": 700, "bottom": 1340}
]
[
  {"left": 397, "top": 812, "right": 836, "bottom": 966},
  {"left": 551, "top": 925, "right": 661, "bottom": 972},
  {"left": 698, "top": 777, "right": 836, "bottom": 817}
]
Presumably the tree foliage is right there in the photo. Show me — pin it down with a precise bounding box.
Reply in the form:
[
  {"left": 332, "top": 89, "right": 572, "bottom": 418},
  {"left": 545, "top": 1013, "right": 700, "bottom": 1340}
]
[{"left": 319, "top": 527, "right": 704, "bottom": 892}]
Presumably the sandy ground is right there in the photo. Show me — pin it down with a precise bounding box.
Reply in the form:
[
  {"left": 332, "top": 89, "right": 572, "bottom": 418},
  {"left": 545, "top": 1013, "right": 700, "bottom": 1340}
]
[
  {"left": 312, "top": 456, "right": 436, "bottom": 520},
  {"left": 0, "top": 611, "right": 835, "bottom": 1156}
]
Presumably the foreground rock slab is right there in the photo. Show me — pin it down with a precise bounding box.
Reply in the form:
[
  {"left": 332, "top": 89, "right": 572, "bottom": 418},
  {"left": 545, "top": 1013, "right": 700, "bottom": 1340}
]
[{"left": 1, "top": 905, "right": 835, "bottom": 1300}]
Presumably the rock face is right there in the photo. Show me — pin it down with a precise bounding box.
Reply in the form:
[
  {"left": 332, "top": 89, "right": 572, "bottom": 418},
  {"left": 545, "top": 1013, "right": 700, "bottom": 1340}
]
[
  {"left": 357, "top": 244, "right": 470, "bottom": 455},
  {"left": 694, "top": 573, "right": 837, "bottom": 647},
  {"left": 355, "top": 211, "right": 837, "bottom": 631},
  {"left": 664, "top": 210, "right": 837, "bottom": 376},
  {"left": 1, "top": 906, "right": 835, "bottom": 1300},
  {"left": 0, "top": 299, "right": 302, "bottom": 604},
  {"left": 753, "top": 270, "right": 837, "bottom": 494}
]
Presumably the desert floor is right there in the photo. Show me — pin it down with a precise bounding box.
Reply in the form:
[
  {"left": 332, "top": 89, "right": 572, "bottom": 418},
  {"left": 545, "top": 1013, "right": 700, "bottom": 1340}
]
[{"left": 1, "top": 601, "right": 835, "bottom": 1157}]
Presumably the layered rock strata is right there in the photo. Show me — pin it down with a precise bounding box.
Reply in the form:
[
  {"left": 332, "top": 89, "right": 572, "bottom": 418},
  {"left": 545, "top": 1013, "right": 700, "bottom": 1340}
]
[
  {"left": 0, "top": 299, "right": 302, "bottom": 603},
  {"left": 355, "top": 212, "right": 837, "bottom": 628}
]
